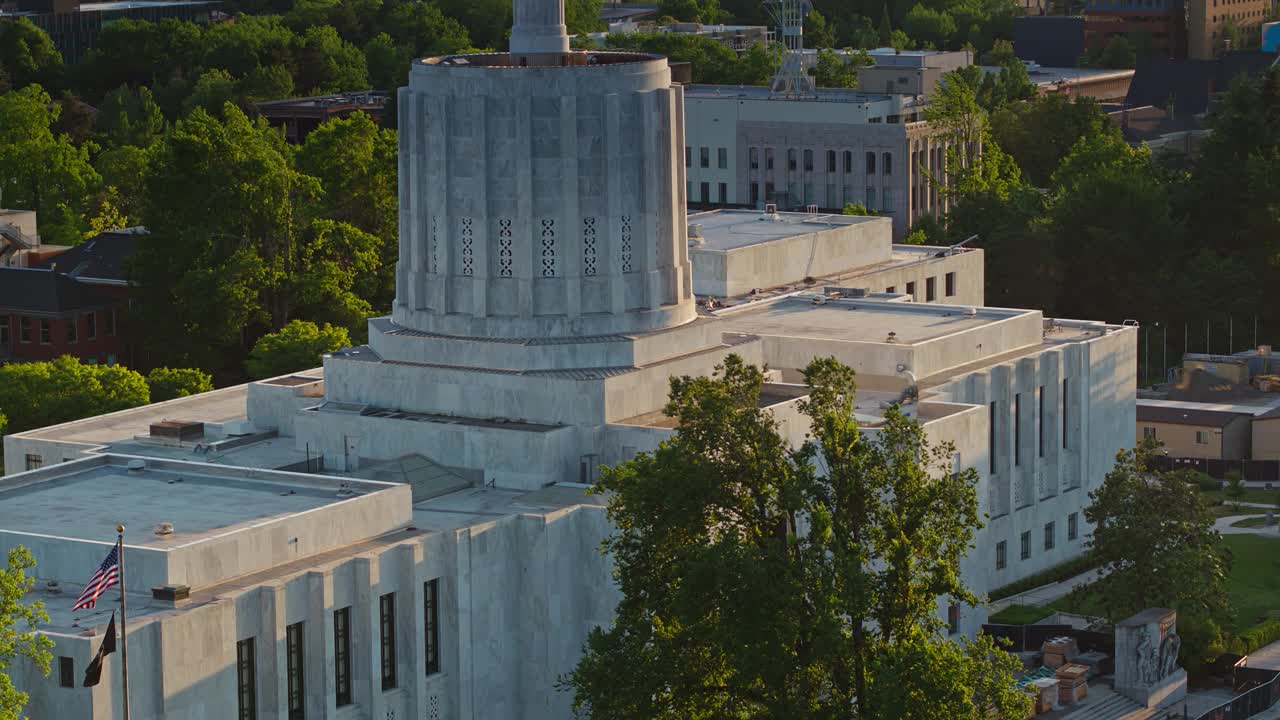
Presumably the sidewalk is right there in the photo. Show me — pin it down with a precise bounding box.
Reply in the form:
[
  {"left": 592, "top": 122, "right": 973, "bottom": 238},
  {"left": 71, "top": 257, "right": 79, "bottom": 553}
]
[
  {"left": 989, "top": 567, "right": 1107, "bottom": 613},
  {"left": 1213, "top": 513, "right": 1280, "bottom": 536}
]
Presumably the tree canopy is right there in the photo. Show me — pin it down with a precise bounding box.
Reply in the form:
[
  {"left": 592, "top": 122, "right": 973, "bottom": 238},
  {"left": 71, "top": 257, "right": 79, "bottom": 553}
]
[
  {"left": 246, "top": 320, "right": 352, "bottom": 379},
  {"left": 0, "top": 357, "right": 150, "bottom": 434},
  {"left": 146, "top": 367, "right": 216, "bottom": 402},
  {"left": 0, "top": 547, "right": 54, "bottom": 720},
  {"left": 566, "top": 355, "right": 1030, "bottom": 720}
]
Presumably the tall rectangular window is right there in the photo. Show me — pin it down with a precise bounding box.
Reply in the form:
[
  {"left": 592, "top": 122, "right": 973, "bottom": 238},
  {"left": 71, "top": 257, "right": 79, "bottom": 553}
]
[
  {"left": 718, "top": 183, "right": 727, "bottom": 204},
  {"left": 826, "top": 149, "right": 837, "bottom": 172},
  {"left": 925, "top": 276, "right": 936, "bottom": 302},
  {"left": 19, "top": 317, "right": 31, "bottom": 343},
  {"left": 882, "top": 188, "right": 894, "bottom": 213},
  {"left": 1014, "top": 393, "right": 1022, "bottom": 466},
  {"left": 749, "top": 147, "right": 759, "bottom": 169},
  {"left": 67, "top": 317, "right": 78, "bottom": 344},
  {"left": 1068, "top": 513, "right": 1079, "bottom": 541},
  {"left": 947, "top": 603, "right": 960, "bottom": 635},
  {"left": 718, "top": 147, "right": 728, "bottom": 169},
  {"left": 685, "top": 146, "right": 691, "bottom": 167},
  {"left": 765, "top": 148, "right": 774, "bottom": 170},
  {"left": 1038, "top": 386, "right": 1046, "bottom": 457},
  {"left": 905, "top": 280, "right": 915, "bottom": 298},
  {"left": 1020, "top": 531, "right": 1031, "bottom": 560},
  {"left": 0, "top": 316, "right": 8, "bottom": 345},
  {"left": 380, "top": 593, "right": 397, "bottom": 690},
  {"left": 1062, "top": 379, "right": 1070, "bottom": 449},
  {"left": 25, "top": 454, "right": 42, "bottom": 471},
  {"left": 1144, "top": 426, "right": 1157, "bottom": 440},
  {"left": 699, "top": 146, "right": 709, "bottom": 168},
  {"left": 945, "top": 272, "right": 956, "bottom": 297},
  {"left": 804, "top": 149, "right": 814, "bottom": 171},
  {"left": 334, "top": 608, "right": 352, "bottom": 707},
  {"left": 1044, "top": 521, "right": 1055, "bottom": 551},
  {"left": 883, "top": 152, "right": 893, "bottom": 175},
  {"left": 59, "top": 657, "right": 74, "bottom": 688},
  {"left": 865, "top": 151, "right": 876, "bottom": 174},
  {"left": 700, "top": 182, "right": 710, "bottom": 203},
  {"left": 989, "top": 402, "right": 997, "bottom": 473},
  {"left": 109, "top": 309, "right": 118, "bottom": 336},
  {"left": 750, "top": 183, "right": 760, "bottom": 206},
  {"left": 866, "top": 187, "right": 876, "bottom": 209},
  {"left": 86, "top": 312, "right": 97, "bottom": 340},
  {"left": 788, "top": 149, "right": 797, "bottom": 171},
  {"left": 39, "top": 319, "right": 51, "bottom": 344},
  {"left": 844, "top": 150, "right": 853, "bottom": 173},
  {"left": 237, "top": 638, "right": 257, "bottom": 720},
  {"left": 286, "top": 622, "right": 305, "bottom": 720},
  {"left": 995, "top": 541, "right": 1006, "bottom": 570},
  {"left": 424, "top": 579, "right": 441, "bottom": 675}
]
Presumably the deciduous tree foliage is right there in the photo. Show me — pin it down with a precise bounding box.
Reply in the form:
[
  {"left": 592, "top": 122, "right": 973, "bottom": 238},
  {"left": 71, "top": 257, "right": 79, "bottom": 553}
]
[
  {"left": 0, "top": 356, "right": 150, "bottom": 433},
  {"left": 565, "top": 355, "right": 1030, "bottom": 720},
  {"left": 0, "top": 17, "right": 63, "bottom": 91},
  {"left": 146, "top": 367, "right": 215, "bottom": 402},
  {"left": 246, "top": 320, "right": 351, "bottom": 379},
  {"left": 0, "top": 547, "right": 54, "bottom": 720}
]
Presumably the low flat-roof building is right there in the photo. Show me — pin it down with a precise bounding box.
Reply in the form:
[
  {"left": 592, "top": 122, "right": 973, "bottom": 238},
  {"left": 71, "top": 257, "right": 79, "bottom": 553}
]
[
  {"left": 6, "top": 0, "right": 219, "bottom": 63},
  {"left": 256, "top": 92, "right": 390, "bottom": 143},
  {"left": 1137, "top": 401, "right": 1253, "bottom": 460}
]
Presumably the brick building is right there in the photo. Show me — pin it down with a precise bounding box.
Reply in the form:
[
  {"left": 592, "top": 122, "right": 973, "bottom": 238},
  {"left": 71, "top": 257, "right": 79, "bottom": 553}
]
[{"left": 1084, "top": 0, "right": 1187, "bottom": 59}]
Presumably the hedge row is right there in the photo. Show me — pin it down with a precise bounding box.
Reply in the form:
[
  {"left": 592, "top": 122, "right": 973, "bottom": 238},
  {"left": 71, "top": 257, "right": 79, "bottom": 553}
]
[
  {"left": 988, "top": 552, "right": 1098, "bottom": 602},
  {"left": 1228, "top": 620, "right": 1280, "bottom": 656}
]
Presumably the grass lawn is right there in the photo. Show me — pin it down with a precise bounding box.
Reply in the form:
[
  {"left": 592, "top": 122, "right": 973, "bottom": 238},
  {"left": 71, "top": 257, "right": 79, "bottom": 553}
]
[
  {"left": 1230, "top": 516, "right": 1276, "bottom": 528},
  {"left": 1049, "top": 535, "right": 1280, "bottom": 633},
  {"left": 989, "top": 604, "right": 1055, "bottom": 625},
  {"left": 1202, "top": 488, "right": 1280, "bottom": 507}
]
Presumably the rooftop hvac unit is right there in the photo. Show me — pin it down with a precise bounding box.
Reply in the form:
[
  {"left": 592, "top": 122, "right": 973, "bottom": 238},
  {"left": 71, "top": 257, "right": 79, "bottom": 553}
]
[{"left": 154, "top": 522, "right": 175, "bottom": 536}]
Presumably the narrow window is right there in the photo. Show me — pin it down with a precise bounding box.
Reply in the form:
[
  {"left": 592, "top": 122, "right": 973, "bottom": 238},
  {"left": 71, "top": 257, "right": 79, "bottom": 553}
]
[
  {"left": 882, "top": 188, "right": 894, "bottom": 213},
  {"left": 948, "top": 603, "right": 960, "bottom": 635},
  {"left": 1038, "top": 386, "right": 1046, "bottom": 457},
  {"left": 699, "top": 146, "right": 709, "bottom": 168},
  {"left": 685, "top": 146, "right": 691, "bottom": 167},
  {"left": 109, "top": 309, "right": 118, "bottom": 336},
  {"left": 1014, "top": 394, "right": 1022, "bottom": 466},
  {"left": 905, "top": 280, "right": 916, "bottom": 299},
  {"left": 287, "top": 622, "right": 305, "bottom": 720},
  {"left": 1068, "top": 513, "right": 1079, "bottom": 541},
  {"left": 989, "top": 401, "right": 997, "bottom": 473},
  {"left": 380, "top": 593, "right": 397, "bottom": 690},
  {"left": 67, "top": 317, "right": 78, "bottom": 344},
  {"left": 1062, "top": 379, "right": 1070, "bottom": 449},
  {"left": 1020, "top": 531, "right": 1031, "bottom": 560},
  {"left": 86, "top": 311, "right": 97, "bottom": 340},
  {"left": 1044, "top": 521, "right": 1055, "bottom": 551},
  {"left": 1196, "top": 430, "right": 1210, "bottom": 445},
  {"left": 19, "top": 317, "right": 31, "bottom": 343},
  {"left": 59, "top": 657, "right": 74, "bottom": 688},
  {"left": 334, "top": 608, "right": 352, "bottom": 707},
  {"left": 844, "top": 150, "right": 853, "bottom": 173},
  {"left": 883, "top": 152, "right": 893, "bottom": 175},
  {"left": 765, "top": 148, "right": 774, "bottom": 170},
  {"left": 1144, "top": 426, "right": 1156, "bottom": 440},
  {"left": 718, "top": 183, "right": 727, "bottom": 204},
  {"left": 699, "top": 182, "right": 710, "bottom": 203},
  {"left": 425, "top": 579, "right": 441, "bottom": 675},
  {"left": 925, "top": 276, "right": 936, "bottom": 302},
  {"left": 945, "top": 272, "right": 956, "bottom": 297},
  {"left": 718, "top": 147, "right": 728, "bottom": 169},
  {"left": 237, "top": 637, "right": 257, "bottom": 720},
  {"left": 866, "top": 151, "right": 876, "bottom": 174},
  {"left": 39, "top": 319, "right": 51, "bottom": 344},
  {"left": 750, "top": 183, "right": 760, "bottom": 206},
  {"left": 886, "top": 285, "right": 896, "bottom": 294},
  {"left": 804, "top": 149, "right": 813, "bottom": 172},
  {"left": 0, "top": 316, "right": 8, "bottom": 345},
  {"left": 749, "top": 147, "right": 759, "bottom": 169},
  {"left": 866, "top": 187, "right": 876, "bottom": 209},
  {"left": 826, "top": 149, "right": 837, "bottom": 173},
  {"left": 996, "top": 541, "right": 1007, "bottom": 570},
  {"left": 788, "top": 149, "right": 797, "bottom": 171}
]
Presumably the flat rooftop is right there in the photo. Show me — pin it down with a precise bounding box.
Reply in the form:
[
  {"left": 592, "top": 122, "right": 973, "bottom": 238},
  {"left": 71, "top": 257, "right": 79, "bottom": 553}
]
[
  {"left": 684, "top": 84, "right": 894, "bottom": 104},
  {"left": 980, "top": 65, "right": 1135, "bottom": 87},
  {"left": 689, "top": 210, "right": 877, "bottom": 251},
  {"left": 78, "top": 0, "right": 217, "bottom": 9},
  {"left": 716, "top": 294, "right": 1025, "bottom": 346}
]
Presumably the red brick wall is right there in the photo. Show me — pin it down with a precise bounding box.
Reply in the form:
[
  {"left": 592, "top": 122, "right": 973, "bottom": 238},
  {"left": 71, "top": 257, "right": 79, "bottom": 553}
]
[{"left": 0, "top": 307, "right": 132, "bottom": 366}]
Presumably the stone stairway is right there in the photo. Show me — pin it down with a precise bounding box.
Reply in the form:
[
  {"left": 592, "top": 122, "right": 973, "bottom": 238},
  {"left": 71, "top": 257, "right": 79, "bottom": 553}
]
[{"left": 1058, "top": 689, "right": 1151, "bottom": 720}]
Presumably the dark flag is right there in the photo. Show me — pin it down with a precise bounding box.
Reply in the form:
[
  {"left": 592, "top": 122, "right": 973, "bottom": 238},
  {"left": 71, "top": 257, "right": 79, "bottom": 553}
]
[{"left": 83, "top": 612, "right": 118, "bottom": 688}]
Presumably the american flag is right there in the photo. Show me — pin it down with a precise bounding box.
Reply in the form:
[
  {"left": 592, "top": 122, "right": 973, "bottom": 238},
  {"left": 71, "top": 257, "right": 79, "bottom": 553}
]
[{"left": 72, "top": 546, "right": 121, "bottom": 612}]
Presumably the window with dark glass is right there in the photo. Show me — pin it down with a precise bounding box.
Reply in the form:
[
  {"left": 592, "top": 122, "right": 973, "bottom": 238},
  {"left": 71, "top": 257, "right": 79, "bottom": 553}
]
[
  {"left": 287, "top": 622, "right": 305, "bottom": 720},
  {"left": 1062, "top": 379, "right": 1070, "bottom": 449},
  {"left": 749, "top": 147, "right": 759, "bottom": 169},
  {"left": 718, "top": 183, "right": 727, "bottom": 204},
  {"left": 995, "top": 540, "right": 1006, "bottom": 570},
  {"left": 883, "top": 152, "right": 893, "bottom": 175},
  {"left": 0, "top": 316, "right": 9, "bottom": 345},
  {"left": 827, "top": 150, "right": 836, "bottom": 173},
  {"left": 1014, "top": 393, "right": 1022, "bottom": 466},
  {"left": 67, "top": 317, "right": 78, "bottom": 344},
  {"left": 945, "top": 272, "right": 956, "bottom": 297},
  {"left": 718, "top": 147, "right": 728, "bottom": 169},
  {"left": 1020, "top": 531, "right": 1031, "bottom": 560},
  {"left": 1068, "top": 513, "right": 1078, "bottom": 541},
  {"left": 699, "top": 146, "right": 709, "bottom": 168},
  {"left": 86, "top": 311, "right": 97, "bottom": 340},
  {"left": 765, "top": 148, "right": 774, "bottom": 170},
  {"left": 39, "top": 319, "right": 51, "bottom": 344},
  {"left": 905, "top": 280, "right": 915, "bottom": 298},
  {"left": 19, "top": 317, "right": 31, "bottom": 343},
  {"left": 925, "top": 276, "right": 936, "bottom": 302},
  {"left": 844, "top": 150, "right": 853, "bottom": 173},
  {"left": 866, "top": 151, "right": 876, "bottom": 174},
  {"left": 25, "top": 453, "right": 42, "bottom": 470},
  {"left": 948, "top": 603, "right": 960, "bottom": 634},
  {"left": 380, "top": 593, "right": 397, "bottom": 690},
  {"left": 425, "top": 579, "right": 440, "bottom": 675},
  {"left": 788, "top": 149, "right": 797, "bottom": 171},
  {"left": 334, "top": 607, "right": 352, "bottom": 707},
  {"left": 989, "top": 401, "right": 997, "bottom": 473},
  {"left": 59, "top": 657, "right": 74, "bottom": 688},
  {"left": 685, "top": 146, "right": 691, "bottom": 167},
  {"left": 109, "top": 309, "right": 118, "bottom": 336},
  {"left": 803, "top": 149, "right": 813, "bottom": 172},
  {"left": 1044, "top": 521, "right": 1055, "bottom": 551},
  {"left": 1039, "top": 386, "right": 1046, "bottom": 457},
  {"left": 237, "top": 637, "right": 257, "bottom": 720},
  {"left": 700, "top": 182, "right": 710, "bottom": 203}
]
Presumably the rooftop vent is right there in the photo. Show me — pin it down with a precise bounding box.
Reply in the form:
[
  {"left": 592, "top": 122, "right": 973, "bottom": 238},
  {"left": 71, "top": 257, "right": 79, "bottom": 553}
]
[
  {"left": 688, "top": 223, "right": 704, "bottom": 245},
  {"left": 154, "top": 522, "right": 175, "bottom": 536},
  {"left": 45, "top": 581, "right": 61, "bottom": 595},
  {"left": 759, "top": 203, "right": 782, "bottom": 222},
  {"left": 964, "top": 307, "right": 978, "bottom": 317},
  {"left": 886, "top": 331, "right": 898, "bottom": 343},
  {"left": 127, "top": 459, "right": 146, "bottom": 474},
  {"left": 150, "top": 420, "right": 205, "bottom": 442}
]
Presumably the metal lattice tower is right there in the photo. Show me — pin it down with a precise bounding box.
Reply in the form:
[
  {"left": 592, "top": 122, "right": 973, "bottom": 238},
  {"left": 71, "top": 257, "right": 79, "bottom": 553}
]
[{"left": 766, "top": 0, "right": 816, "bottom": 98}]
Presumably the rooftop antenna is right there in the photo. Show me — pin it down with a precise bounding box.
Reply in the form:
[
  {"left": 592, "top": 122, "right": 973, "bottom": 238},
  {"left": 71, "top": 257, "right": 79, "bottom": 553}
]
[{"left": 766, "top": 0, "right": 817, "bottom": 99}]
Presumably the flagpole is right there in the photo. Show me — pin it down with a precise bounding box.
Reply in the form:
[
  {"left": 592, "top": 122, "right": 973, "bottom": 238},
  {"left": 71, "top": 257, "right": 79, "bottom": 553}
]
[{"left": 117, "top": 525, "right": 131, "bottom": 720}]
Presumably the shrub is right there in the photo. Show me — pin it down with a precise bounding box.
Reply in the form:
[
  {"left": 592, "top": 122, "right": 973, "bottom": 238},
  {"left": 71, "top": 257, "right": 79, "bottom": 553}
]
[
  {"left": 988, "top": 604, "right": 1054, "bottom": 625},
  {"left": 246, "top": 320, "right": 351, "bottom": 380},
  {"left": 146, "top": 367, "right": 214, "bottom": 402},
  {"left": 988, "top": 552, "right": 1098, "bottom": 602},
  {"left": 1228, "top": 620, "right": 1280, "bottom": 655}
]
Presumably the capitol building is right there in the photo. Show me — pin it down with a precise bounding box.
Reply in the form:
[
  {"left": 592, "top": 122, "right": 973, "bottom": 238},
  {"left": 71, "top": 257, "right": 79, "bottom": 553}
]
[{"left": 1, "top": 0, "right": 1135, "bottom": 717}]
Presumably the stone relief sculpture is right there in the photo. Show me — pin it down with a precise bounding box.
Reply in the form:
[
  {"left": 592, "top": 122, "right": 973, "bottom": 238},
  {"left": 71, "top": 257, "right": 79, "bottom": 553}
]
[
  {"left": 1159, "top": 634, "right": 1182, "bottom": 680},
  {"left": 1135, "top": 629, "right": 1156, "bottom": 685}
]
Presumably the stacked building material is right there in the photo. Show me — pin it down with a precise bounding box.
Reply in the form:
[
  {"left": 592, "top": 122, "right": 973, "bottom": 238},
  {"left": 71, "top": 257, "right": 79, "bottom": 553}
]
[
  {"left": 1041, "top": 636, "right": 1080, "bottom": 668},
  {"left": 1055, "top": 663, "right": 1089, "bottom": 705}
]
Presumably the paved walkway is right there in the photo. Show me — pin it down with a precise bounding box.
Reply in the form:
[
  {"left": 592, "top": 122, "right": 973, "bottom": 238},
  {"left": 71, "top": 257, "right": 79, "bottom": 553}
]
[
  {"left": 990, "top": 567, "right": 1108, "bottom": 613},
  {"left": 1213, "top": 513, "right": 1280, "bottom": 536}
]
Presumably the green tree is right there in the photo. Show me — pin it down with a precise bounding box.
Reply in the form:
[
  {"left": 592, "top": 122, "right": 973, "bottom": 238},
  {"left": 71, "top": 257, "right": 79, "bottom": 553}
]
[
  {"left": 605, "top": 33, "right": 746, "bottom": 84},
  {"left": 95, "top": 144, "right": 153, "bottom": 220},
  {"left": 364, "top": 33, "right": 412, "bottom": 90},
  {"left": 182, "top": 68, "right": 239, "bottom": 116},
  {"left": 295, "top": 111, "right": 398, "bottom": 308},
  {"left": 879, "top": 3, "right": 893, "bottom": 45},
  {"left": 0, "top": 547, "right": 54, "bottom": 720},
  {"left": 382, "top": 1, "right": 472, "bottom": 57},
  {"left": 146, "top": 367, "right": 215, "bottom": 402},
  {"left": 565, "top": 355, "right": 1031, "bottom": 719},
  {"left": 1098, "top": 36, "right": 1135, "bottom": 68},
  {"left": 902, "top": 4, "right": 957, "bottom": 50},
  {"left": 843, "top": 201, "right": 875, "bottom": 215},
  {"left": 813, "top": 48, "right": 868, "bottom": 88},
  {"left": 989, "top": 94, "right": 1119, "bottom": 187},
  {"left": 0, "top": 18, "right": 63, "bottom": 91},
  {"left": 237, "top": 63, "right": 295, "bottom": 104},
  {"left": 201, "top": 15, "right": 295, "bottom": 78},
  {"left": 805, "top": 10, "right": 838, "bottom": 49},
  {"left": 246, "top": 320, "right": 351, "bottom": 379},
  {"left": 1084, "top": 442, "right": 1231, "bottom": 640},
  {"left": 658, "top": 0, "right": 727, "bottom": 23},
  {"left": 0, "top": 357, "right": 149, "bottom": 433},
  {"left": 296, "top": 25, "right": 370, "bottom": 94},
  {"left": 565, "top": 0, "right": 605, "bottom": 35},
  {"left": 96, "top": 84, "right": 166, "bottom": 148},
  {"left": 435, "top": 0, "right": 510, "bottom": 50},
  {"left": 0, "top": 84, "right": 101, "bottom": 245}
]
